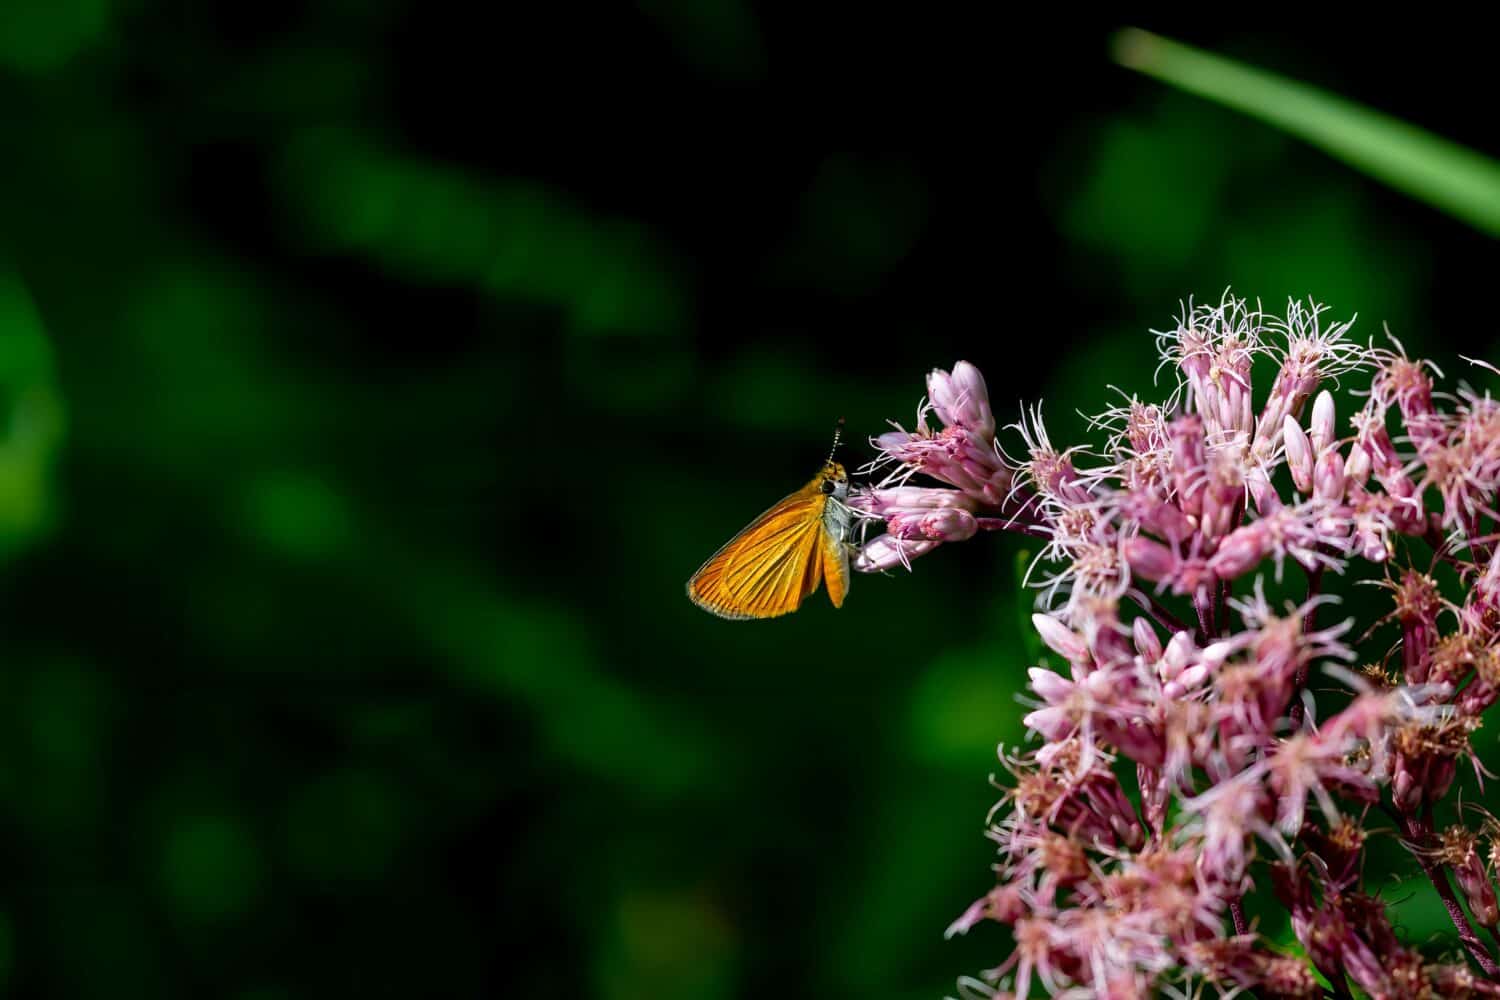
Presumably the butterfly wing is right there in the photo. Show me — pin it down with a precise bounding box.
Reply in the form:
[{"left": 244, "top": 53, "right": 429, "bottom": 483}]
[
  {"left": 819, "top": 527, "right": 850, "bottom": 609},
  {"left": 686, "top": 488, "right": 829, "bottom": 620}
]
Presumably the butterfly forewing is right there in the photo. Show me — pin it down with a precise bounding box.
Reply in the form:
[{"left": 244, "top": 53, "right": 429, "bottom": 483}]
[{"left": 686, "top": 486, "right": 828, "bottom": 620}]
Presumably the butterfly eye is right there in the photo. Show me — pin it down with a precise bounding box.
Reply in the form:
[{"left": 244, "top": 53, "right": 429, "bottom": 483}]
[{"left": 820, "top": 480, "right": 836, "bottom": 495}]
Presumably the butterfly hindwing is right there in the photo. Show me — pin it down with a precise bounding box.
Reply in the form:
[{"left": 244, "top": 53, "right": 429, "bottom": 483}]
[{"left": 819, "top": 527, "right": 849, "bottom": 609}]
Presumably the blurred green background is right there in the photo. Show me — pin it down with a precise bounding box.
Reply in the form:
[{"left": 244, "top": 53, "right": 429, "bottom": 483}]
[{"left": 3, "top": 7, "right": 1500, "bottom": 997}]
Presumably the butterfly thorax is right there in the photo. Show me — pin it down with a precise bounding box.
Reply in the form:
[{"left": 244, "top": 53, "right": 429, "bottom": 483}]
[{"left": 815, "top": 462, "right": 852, "bottom": 545}]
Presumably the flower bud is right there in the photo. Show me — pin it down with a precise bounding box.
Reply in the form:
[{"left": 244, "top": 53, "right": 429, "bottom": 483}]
[
  {"left": 1392, "top": 755, "right": 1422, "bottom": 813},
  {"left": 1283, "top": 416, "right": 1314, "bottom": 493},
  {"left": 1208, "top": 523, "right": 1267, "bottom": 581},
  {"left": 889, "top": 508, "right": 978, "bottom": 542},
  {"left": 1244, "top": 463, "right": 1282, "bottom": 516},
  {"left": 1023, "top": 705, "right": 1075, "bottom": 741},
  {"left": 1124, "top": 536, "right": 1176, "bottom": 582},
  {"left": 1310, "top": 390, "right": 1337, "bottom": 455},
  {"left": 1352, "top": 513, "right": 1390, "bottom": 563},
  {"left": 1339, "top": 931, "right": 1391, "bottom": 1000},
  {"left": 1448, "top": 830, "right": 1500, "bottom": 928},
  {"left": 927, "top": 363, "right": 995, "bottom": 436},
  {"left": 1027, "top": 667, "right": 1074, "bottom": 705},
  {"left": 1163, "top": 629, "right": 1196, "bottom": 663},
  {"left": 851, "top": 534, "right": 938, "bottom": 573},
  {"left": 1344, "top": 443, "right": 1371, "bottom": 487},
  {"left": 1033, "top": 613, "right": 1090, "bottom": 664},
  {"left": 1359, "top": 418, "right": 1420, "bottom": 502},
  {"left": 1129, "top": 498, "right": 1194, "bottom": 543},
  {"left": 1132, "top": 616, "right": 1163, "bottom": 661},
  {"left": 1169, "top": 416, "right": 1207, "bottom": 517},
  {"left": 1314, "top": 447, "right": 1345, "bottom": 502},
  {"left": 855, "top": 486, "right": 977, "bottom": 516}
]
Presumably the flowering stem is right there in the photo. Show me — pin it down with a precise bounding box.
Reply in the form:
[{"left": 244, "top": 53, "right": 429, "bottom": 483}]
[
  {"left": 1302, "top": 565, "right": 1323, "bottom": 633},
  {"left": 1399, "top": 812, "right": 1500, "bottom": 978},
  {"left": 1228, "top": 897, "right": 1248, "bottom": 935},
  {"left": 974, "top": 516, "right": 1050, "bottom": 541},
  {"left": 1193, "top": 589, "right": 1213, "bottom": 644},
  {"left": 982, "top": 485, "right": 1053, "bottom": 541},
  {"left": 1215, "top": 577, "right": 1231, "bottom": 637}
]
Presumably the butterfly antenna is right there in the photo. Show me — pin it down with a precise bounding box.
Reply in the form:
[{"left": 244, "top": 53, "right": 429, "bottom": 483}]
[{"left": 827, "top": 417, "right": 845, "bottom": 462}]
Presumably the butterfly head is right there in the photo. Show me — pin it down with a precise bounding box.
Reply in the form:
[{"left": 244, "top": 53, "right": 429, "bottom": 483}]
[
  {"left": 817, "top": 418, "right": 849, "bottom": 498},
  {"left": 818, "top": 461, "right": 849, "bottom": 498}
]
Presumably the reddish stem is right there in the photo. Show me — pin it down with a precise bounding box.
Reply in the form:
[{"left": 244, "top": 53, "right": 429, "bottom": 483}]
[
  {"left": 1127, "top": 589, "right": 1189, "bottom": 637},
  {"left": 1193, "top": 589, "right": 1213, "bottom": 645},
  {"left": 1215, "top": 576, "right": 1231, "bottom": 638},
  {"left": 1400, "top": 812, "right": 1500, "bottom": 978},
  {"left": 974, "top": 517, "right": 1050, "bottom": 540},
  {"left": 1229, "top": 898, "right": 1248, "bottom": 936}
]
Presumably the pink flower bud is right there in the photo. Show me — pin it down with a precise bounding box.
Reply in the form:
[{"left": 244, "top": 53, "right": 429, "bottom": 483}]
[
  {"left": 1023, "top": 704, "right": 1075, "bottom": 741},
  {"left": 1354, "top": 522, "right": 1390, "bottom": 562},
  {"left": 875, "top": 429, "right": 913, "bottom": 455},
  {"left": 1310, "top": 390, "right": 1337, "bottom": 455},
  {"left": 1350, "top": 446, "right": 1374, "bottom": 488},
  {"left": 1340, "top": 933, "right": 1392, "bottom": 1000},
  {"left": 1357, "top": 416, "right": 1418, "bottom": 500},
  {"left": 1392, "top": 755, "right": 1422, "bottom": 813},
  {"left": 1162, "top": 630, "right": 1197, "bottom": 677},
  {"left": 1219, "top": 387, "right": 1245, "bottom": 437},
  {"left": 1447, "top": 832, "right": 1500, "bottom": 929},
  {"left": 1208, "top": 523, "right": 1267, "bottom": 581},
  {"left": 1124, "top": 536, "right": 1176, "bottom": 582},
  {"left": 1244, "top": 463, "right": 1282, "bottom": 515},
  {"left": 1033, "top": 613, "right": 1089, "bottom": 664},
  {"left": 1283, "top": 416, "right": 1314, "bottom": 493},
  {"left": 1163, "top": 664, "right": 1210, "bottom": 700},
  {"left": 856, "top": 486, "right": 977, "bottom": 516},
  {"left": 1169, "top": 416, "right": 1206, "bottom": 517},
  {"left": 927, "top": 361, "right": 996, "bottom": 436},
  {"left": 1314, "top": 448, "right": 1345, "bottom": 501},
  {"left": 851, "top": 534, "right": 938, "bottom": 572},
  {"left": 1197, "top": 638, "right": 1235, "bottom": 665},
  {"left": 889, "top": 508, "right": 978, "bottom": 541},
  {"left": 1132, "top": 617, "right": 1163, "bottom": 661},
  {"left": 1028, "top": 667, "right": 1075, "bottom": 705},
  {"left": 926, "top": 508, "right": 977, "bottom": 541},
  {"left": 1200, "top": 460, "right": 1244, "bottom": 540},
  {"left": 1127, "top": 497, "right": 1194, "bottom": 543}
]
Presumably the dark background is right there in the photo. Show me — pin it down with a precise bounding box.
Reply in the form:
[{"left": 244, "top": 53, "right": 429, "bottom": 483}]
[{"left": 2, "top": 6, "right": 1498, "bottom": 997}]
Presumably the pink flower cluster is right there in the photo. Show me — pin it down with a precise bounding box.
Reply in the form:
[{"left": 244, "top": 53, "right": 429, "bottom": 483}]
[{"left": 856, "top": 294, "right": 1500, "bottom": 998}]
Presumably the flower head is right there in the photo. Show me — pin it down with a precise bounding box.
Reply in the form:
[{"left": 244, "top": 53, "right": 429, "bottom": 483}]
[{"left": 866, "top": 295, "right": 1500, "bottom": 997}]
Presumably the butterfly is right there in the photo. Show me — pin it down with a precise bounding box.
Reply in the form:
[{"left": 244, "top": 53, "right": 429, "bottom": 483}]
[{"left": 686, "top": 421, "right": 854, "bottom": 620}]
